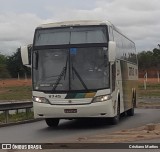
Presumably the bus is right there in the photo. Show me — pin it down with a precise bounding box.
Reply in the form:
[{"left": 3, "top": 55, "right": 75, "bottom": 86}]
[{"left": 21, "top": 20, "right": 138, "bottom": 127}]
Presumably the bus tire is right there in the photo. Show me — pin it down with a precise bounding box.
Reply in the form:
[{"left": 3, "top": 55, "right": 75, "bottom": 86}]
[
  {"left": 133, "top": 91, "right": 137, "bottom": 108},
  {"left": 127, "top": 93, "right": 135, "bottom": 116},
  {"left": 111, "top": 101, "right": 120, "bottom": 125},
  {"left": 126, "top": 106, "right": 134, "bottom": 116},
  {"left": 45, "top": 118, "right": 59, "bottom": 127}
]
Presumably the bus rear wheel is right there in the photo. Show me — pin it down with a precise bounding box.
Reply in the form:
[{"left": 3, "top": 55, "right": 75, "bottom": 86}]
[
  {"left": 45, "top": 118, "right": 60, "bottom": 127},
  {"left": 127, "top": 107, "right": 134, "bottom": 116},
  {"left": 127, "top": 93, "right": 136, "bottom": 116}
]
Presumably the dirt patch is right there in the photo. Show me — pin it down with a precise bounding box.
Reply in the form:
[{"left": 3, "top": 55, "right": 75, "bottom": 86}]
[
  {"left": 0, "top": 89, "right": 9, "bottom": 94},
  {"left": 0, "top": 79, "right": 32, "bottom": 87},
  {"left": 0, "top": 79, "right": 32, "bottom": 101},
  {"left": 138, "top": 78, "right": 159, "bottom": 84},
  {"left": 76, "top": 123, "right": 160, "bottom": 143}
]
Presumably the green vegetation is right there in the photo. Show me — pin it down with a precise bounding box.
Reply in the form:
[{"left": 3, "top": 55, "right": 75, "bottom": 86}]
[
  {"left": 7, "top": 48, "right": 31, "bottom": 78},
  {"left": 138, "top": 48, "right": 160, "bottom": 70},
  {"left": 0, "top": 111, "right": 34, "bottom": 124},
  {"left": 138, "top": 83, "right": 160, "bottom": 97},
  {"left": 0, "top": 54, "right": 10, "bottom": 78},
  {"left": 0, "top": 86, "right": 32, "bottom": 100},
  {"left": 0, "top": 48, "right": 31, "bottom": 79}
]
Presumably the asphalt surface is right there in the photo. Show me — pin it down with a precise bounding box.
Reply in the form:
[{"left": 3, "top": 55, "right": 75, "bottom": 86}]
[{"left": 0, "top": 108, "right": 160, "bottom": 143}]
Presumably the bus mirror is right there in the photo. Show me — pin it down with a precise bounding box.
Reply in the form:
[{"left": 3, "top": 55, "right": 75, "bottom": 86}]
[
  {"left": 108, "top": 41, "right": 116, "bottom": 62},
  {"left": 21, "top": 45, "right": 31, "bottom": 68}
]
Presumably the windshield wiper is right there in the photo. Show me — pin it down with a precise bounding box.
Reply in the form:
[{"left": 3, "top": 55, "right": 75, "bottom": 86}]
[
  {"left": 72, "top": 65, "right": 88, "bottom": 91},
  {"left": 52, "top": 57, "right": 68, "bottom": 91}
]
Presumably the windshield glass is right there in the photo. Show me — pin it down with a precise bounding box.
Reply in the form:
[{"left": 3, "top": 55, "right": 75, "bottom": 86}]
[
  {"left": 35, "top": 26, "right": 107, "bottom": 46},
  {"left": 33, "top": 47, "right": 109, "bottom": 92}
]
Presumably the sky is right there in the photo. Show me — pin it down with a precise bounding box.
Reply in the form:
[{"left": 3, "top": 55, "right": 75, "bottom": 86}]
[{"left": 0, "top": 0, "right": 160, "bottom": 55}]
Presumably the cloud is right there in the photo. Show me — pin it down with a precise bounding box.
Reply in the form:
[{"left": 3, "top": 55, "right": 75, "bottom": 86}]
[
  {"left": 0, "top": 13, "right": 53, "bottom": 54},
  {"left": 0, "top": 0, "right": 160, "bottom": 54},
  {"left": 46, "top": 0, "right": 160, "bottom": 51}
]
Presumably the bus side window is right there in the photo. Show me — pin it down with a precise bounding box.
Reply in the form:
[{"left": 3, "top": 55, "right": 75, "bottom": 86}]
[{"left": 112, "top": 63, "right": 116, "bottom": 91}]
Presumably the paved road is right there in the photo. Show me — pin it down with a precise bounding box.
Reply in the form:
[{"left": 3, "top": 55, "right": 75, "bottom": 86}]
[{"left": 0, "top": 108, "right": 160, "bottom": 143}]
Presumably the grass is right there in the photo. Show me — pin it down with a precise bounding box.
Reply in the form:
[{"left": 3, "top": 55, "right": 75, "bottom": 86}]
[
  {"left": 138, "top": 83, "right": 160, "bottom": 97},
  {"left": 0, "top": 111, "right": 34, "bottom": 124},
  {"left": 0, "top": 86, "right": 32, "bottom": 100},
  {"left": 0, "top": 79, "right": 160, "bottom": 100}
]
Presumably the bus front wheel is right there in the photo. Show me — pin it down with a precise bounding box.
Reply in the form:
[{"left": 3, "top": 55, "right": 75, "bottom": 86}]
[
  {"left": 111, "top": 102, "right": 120, "bottom": 125},
  {"left": 45, "top": 118, "right": 60, "bottom": 127}
]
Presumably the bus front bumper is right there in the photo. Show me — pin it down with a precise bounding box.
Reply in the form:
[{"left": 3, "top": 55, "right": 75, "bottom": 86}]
[{"left": 33, "top": 100, "right": 115, "bottom": 119}]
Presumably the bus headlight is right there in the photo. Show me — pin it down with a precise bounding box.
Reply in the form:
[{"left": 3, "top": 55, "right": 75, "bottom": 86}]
[
  {"left": 92, "top": 95, "right": 112, "bottom": 103},
  {"left": 33, "top": 96, "right": 50, "bottom": 104}
]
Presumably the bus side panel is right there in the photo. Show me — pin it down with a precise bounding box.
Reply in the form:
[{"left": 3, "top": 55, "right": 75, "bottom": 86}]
[
  {"left": 120, "top": 60, "right": 138, "bottom": 111},
  {"left": 115, "top": 59, "right": 124, "bottom": 113}
]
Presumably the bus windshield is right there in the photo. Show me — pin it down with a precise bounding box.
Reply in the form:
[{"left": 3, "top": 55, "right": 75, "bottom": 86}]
[
  {"left": 35, "top": 26, "right": 107, "bottom": 46},
  {"left": 33, "top": 47, "right": 110, "bottom": 92}
]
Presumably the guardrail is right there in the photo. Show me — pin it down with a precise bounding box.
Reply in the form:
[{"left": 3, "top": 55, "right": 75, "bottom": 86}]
[{"left": 0, "top": 101, "right": 33, "bottom": 123}]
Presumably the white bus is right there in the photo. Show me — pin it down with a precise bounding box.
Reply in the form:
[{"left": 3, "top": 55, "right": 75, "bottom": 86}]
[{"left": 21, "top": 20, "right": 138, "bottom": 127}]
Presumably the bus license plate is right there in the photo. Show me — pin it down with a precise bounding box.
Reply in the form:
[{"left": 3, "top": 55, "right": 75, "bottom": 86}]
[{"left": 64, "top": 109, "right": 77, "bottom": 113}]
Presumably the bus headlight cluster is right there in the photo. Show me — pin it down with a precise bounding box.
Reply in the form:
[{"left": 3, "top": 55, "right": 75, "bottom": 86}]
[
  {"left": 92, "top": 95, "right": 112, "bottom": 103},
  {"left": 33, "top": 96, "right": 50, "bottom": 104}
]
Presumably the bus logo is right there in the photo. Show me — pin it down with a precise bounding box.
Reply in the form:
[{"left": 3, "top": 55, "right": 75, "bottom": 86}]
[{"left": 2, "top": 144, "right": 12, "bottom": 150}]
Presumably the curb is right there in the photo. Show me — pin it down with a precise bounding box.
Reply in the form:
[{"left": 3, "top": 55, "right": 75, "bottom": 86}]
[
  {"left": 138, "top": 106, "right": 160, "bottom": 109},
  {"left": 138, "top": 97, "right": 160, "bottom": 98},
  {"left": 0, "top": 118, "right": 43, "bottom": 128}
]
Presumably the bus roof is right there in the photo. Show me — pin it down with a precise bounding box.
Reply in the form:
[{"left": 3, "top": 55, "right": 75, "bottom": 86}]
[
  {"left": 37, "top": 20, "right": 123, "bottom": 37},
  {"left": 37, "top": 20, "right": 113, "bottom": 29},
  {"left": 37, "top": 20, "right": 133, "bottom": 44}
]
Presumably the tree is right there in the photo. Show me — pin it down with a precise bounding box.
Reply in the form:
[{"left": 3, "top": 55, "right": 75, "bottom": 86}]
[
  {"left": 6, "top": 48, "right": 31, "bottom": 78},
  {"left": 0, "top": 54, "right": 7, "bottom": 64},
  {"left": 153, "top": 48, "right": 160, "bottom": 68},
  {"left": 137, "top": 48, "right": 160, "bottom": 70},
  {"left": 0, "top": 54, "right": 10, "bottom": 78},
  {"left": 137, "top": 51, "right": 152, "bottom": 70}
]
